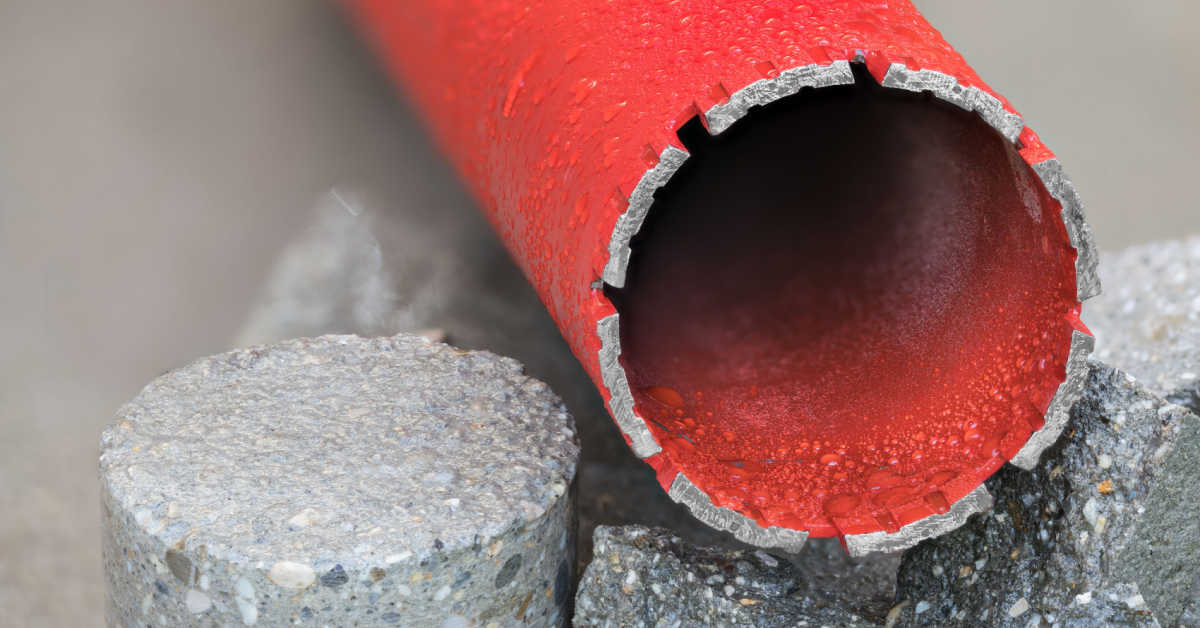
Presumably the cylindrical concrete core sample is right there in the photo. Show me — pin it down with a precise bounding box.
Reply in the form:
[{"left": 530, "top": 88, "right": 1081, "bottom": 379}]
[{"left": 100, "top": 335, "right": 579, "bottom": 627}]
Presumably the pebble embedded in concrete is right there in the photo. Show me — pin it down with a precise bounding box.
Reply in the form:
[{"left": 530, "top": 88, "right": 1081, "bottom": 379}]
[{"left": 101, "top": 334, "right": 578, "bottom": 626}]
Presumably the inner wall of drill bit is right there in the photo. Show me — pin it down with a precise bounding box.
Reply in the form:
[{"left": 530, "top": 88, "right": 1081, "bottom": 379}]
[{"left": 603, "top": 64, "right": 1086, "bottom": 551}]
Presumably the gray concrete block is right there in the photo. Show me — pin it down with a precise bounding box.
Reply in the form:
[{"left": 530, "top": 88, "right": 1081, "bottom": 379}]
[
  {"left": 100, "top": 334, "right": 579, "bottom": 627},
  {"left": 574, "top": 526, "right": 887, "bottom": 627},
  {"left": 892, "top": 361, "right": 1199, "bottom": 627}
]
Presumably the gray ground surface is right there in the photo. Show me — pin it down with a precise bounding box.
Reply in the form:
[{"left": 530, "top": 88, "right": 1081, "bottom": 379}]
[{"left": 2, "top": 1, "right": 1199, "bottom": 625}]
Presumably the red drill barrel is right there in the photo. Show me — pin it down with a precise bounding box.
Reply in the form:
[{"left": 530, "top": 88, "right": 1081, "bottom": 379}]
[{"left": 350, "top": 0, "right": 1098, "bottom": 554}]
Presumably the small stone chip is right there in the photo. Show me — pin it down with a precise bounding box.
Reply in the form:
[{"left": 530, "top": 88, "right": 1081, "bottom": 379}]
[
  {"left": 165, "top": 549, "right": 192, "bottom": 585},
  {"left": 320, "top": 564, "right": 349, "bottom": 588},
  {"left": 1097, "top": 480, "right": 1113, "bottom": 495},
  {"left": 267, "top": 561, "right": 316, "bottom": 589},
  {"left": 621, "top": 569, "right": 639, "bottom": 595},
  {"left": 185, "top": 589, "right": 212, "bottom": 614},
  {"left": 885, "top": 601, "right": 910, "bottom": 628},
  {"left": 1008, "top": 597, "right": 1030, "bottom": 618}
]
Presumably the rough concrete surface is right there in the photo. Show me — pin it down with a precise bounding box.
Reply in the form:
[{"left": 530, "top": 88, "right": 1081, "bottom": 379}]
[
  {"left": 3, "top": 1, "right": 1200, "bottom": 625},
  {"left": 101, "top": 335, "right": 577, "bottom": 626},
  {"left": 574, "top": 526, "right": 878, "bottom": 627},
  {"left": 1087, "top": 236, "right": 1200, "bottom": 413},
  {"left": 1082, "top": 236, "right": 1200, "bottom": 626},
  {"left": 893, "top": 361, "right": 1200, "bottom": 627}
]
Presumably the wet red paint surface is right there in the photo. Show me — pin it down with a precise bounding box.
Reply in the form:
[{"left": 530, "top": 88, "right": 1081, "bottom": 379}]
[{"left": 350, "top": 0, "right": 1087, "bottom": 539}]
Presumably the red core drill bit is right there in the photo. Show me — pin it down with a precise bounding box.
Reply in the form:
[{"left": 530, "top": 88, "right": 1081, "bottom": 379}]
[{"left": 350, "top": 0, "right": 1098, "bottom": 555}]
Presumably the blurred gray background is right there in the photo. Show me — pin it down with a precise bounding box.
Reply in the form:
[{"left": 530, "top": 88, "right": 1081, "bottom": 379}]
[{"left": 1, "top": 1, "right": 1197, "bottom": 625}]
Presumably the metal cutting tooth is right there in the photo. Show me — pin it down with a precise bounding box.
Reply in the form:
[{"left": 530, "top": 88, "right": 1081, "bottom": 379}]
[
  {"left": 843, "top": 485, "right": 995, "bottom": 557},
  {"left": 881, "top": 63, "right": 1025, "bottom": 142},
  {"left": 703, "top": 61, "right": 856, "bottom": 136},
  {"left": 668, "top": 473, "right": 809, "bottom": 554},
  {"left": 602, "top": 146, "right": 690, "bottom": 289},
  {"left": 597, "top": 313, "right": 660, "bottom": 458}
]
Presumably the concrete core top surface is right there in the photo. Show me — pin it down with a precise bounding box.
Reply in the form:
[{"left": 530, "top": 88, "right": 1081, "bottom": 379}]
[{"left": 99, "top": 334, "right": 579, "bottom": 570}]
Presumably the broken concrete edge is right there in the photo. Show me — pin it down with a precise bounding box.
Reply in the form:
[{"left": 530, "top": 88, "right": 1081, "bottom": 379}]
[
  {"left": 1108, "top": 378, "right": 1200, "bottom": 625},
  {"left": 574, "top": 525, "right": 877, "bottom": 627},
  {"left": 594, "top": 59, "right": 1097, "bottom": 553},
  {"left": 891, "top": 360, "right": 1200, "bottom": 627}
]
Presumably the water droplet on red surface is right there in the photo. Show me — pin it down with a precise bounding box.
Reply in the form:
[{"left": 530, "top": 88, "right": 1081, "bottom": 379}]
[
  {"left": 873, "top": 485, "right": 917, "bottom": 508},
  {"left": 825, "top": 494, "right": 860, "bottom": 517},
  {"left": 643, "top": 386, "right": 684, "bottom": 408},
  {"left": 602, "top": 101, "right": 627, "bottom": 122},
  {"left": 570, "top": 78, "right": 596, "bottom": 104},
  {"left": 867, "top": 467, "right": 905, "bottom": 491},
  {"left": 819, "top": 453, "right": 842, "bottom": 467},
  {"left": 927, "top": 470, "right": 956, "bottom": 486},
  {"left": 924, "top": 491, "right": 951, "bottom": 514},
  {"left": 873, "top": 510, "right": 901, "bottom": 533},
  {"left": 502, "top": 54, "right": 540, "bottom": 119}
]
